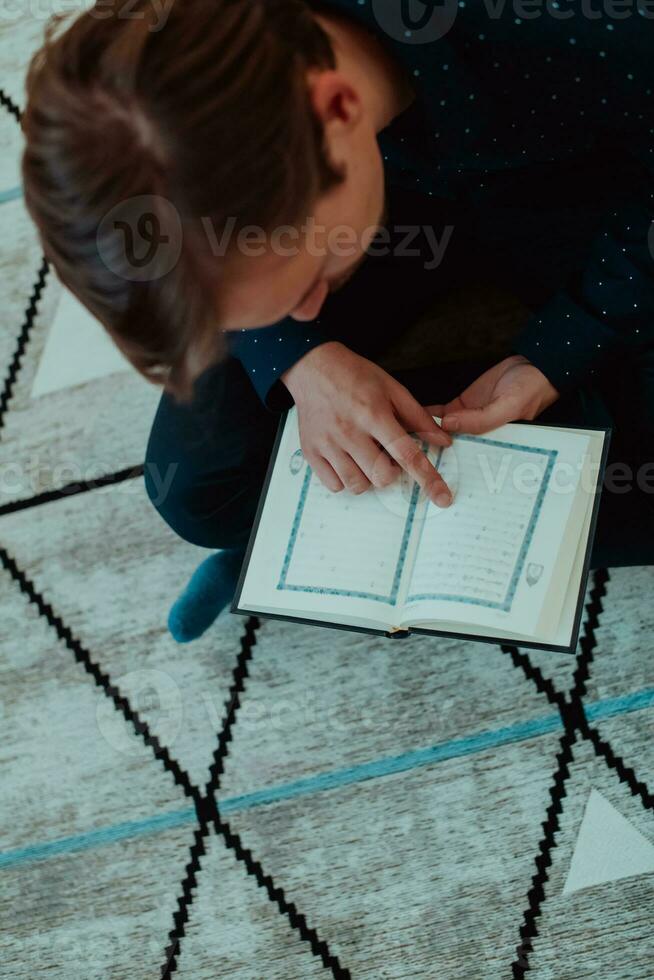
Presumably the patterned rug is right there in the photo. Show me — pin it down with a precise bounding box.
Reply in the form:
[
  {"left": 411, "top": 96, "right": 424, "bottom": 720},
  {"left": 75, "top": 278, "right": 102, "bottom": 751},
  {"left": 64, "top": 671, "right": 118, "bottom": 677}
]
[{"left": 2, "top": 8, "right": 654, "bottom": 979}]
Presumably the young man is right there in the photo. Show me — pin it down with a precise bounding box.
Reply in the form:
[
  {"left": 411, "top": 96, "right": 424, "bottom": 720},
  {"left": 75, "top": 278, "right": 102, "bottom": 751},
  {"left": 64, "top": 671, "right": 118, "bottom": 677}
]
[{"left": 22, "top": 0, "right": 654, "bottom": 640}]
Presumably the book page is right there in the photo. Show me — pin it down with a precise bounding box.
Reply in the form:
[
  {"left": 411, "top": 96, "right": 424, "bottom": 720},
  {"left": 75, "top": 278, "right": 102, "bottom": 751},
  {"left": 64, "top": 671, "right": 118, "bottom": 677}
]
[
  {"left": 414, "top": 445, "right": 598, "bottom": 648},
  {"left": 402, "top": 424, "right": 592, "bottom": 636},
  {"left": 529, "top": 428, "right": 604, "bottom": 645},
  {"left": 278, "top": 466, "right": 418, "bottom": 603},
  {"left": 237, "top": 409, "right": 425, "bottom": 627}
]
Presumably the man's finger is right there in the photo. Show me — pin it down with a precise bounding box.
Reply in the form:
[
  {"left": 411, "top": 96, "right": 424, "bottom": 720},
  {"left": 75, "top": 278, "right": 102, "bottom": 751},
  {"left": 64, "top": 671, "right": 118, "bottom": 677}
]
[
  {"left": 310, "top": 454, "right": 344, "bottom": 493},
  {"left": 425, "top": 394, "right": 469, "bottom": 419},
  {"left": 345, "top": 434, "right": 401, "bottom": 489},
  {"left": 442, "top": 395, "right": 517, "bottom": 434},
  {"left": 375, "top": 418, "right": 452, "bottom": 506},
  {"left": 392, "top": 385, "right": 452, "bottom": 448},
  {"left": 329, "top": 450, "right": 372, "bottom": 495}
]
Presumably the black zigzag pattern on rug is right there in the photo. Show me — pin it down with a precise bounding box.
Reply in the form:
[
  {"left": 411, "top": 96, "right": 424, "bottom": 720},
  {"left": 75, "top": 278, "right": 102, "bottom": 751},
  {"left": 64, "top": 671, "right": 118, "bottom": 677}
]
[
  {"left": 0, "top": 496, "right": 649, "bottom": 977},
  {"left": 571, "top": 570, "right": 654, "bottom": 811},
  {"left": 504, "top": 568, "right": 608, "bottom": 977},
  {"left": 511, "top": 730, "right": 578, "bottom": 978},
  {"left": 161, "top": 825, "right": 210, "bottom": 977},
  {"left": 0, "top": 83, "right": 349, "bottom": 976},
  {"left": 3, "top": 76, "right": 650, "bottom": 980},
  {"left": 568, "top": 568, "right": 611, "bottom": 703},
  {"left": 161, "top": 615, "right": 262, "bottom": 979},
  {"left": 0, "top": 545, "right": 350, "bottom": 978},
  {"left": 0, "top": 545, "right": 201, "bottom": 805},
  {"left": 0, "top": 256, "right": 49, "bottom": 435},
  {"left": 502, "top": 568, "right": 654, "bottom": 976},
  {"left": 585, "top": 725, "right": 654, "bottom": 812},
  {"left": 0, "top": 90, "right": 141, "bottom": 505},
  {"left": 211, "top": 807, "right": 351, "bottom": 978},
  {"left": 0, "top": 464, "right": 145, "bottom": 517},
  {"left": 0, "top": 88, "right": 49, "bottom": 438},
  {"left": 0, "top": 86, "right": 20, "bottom": 121}
]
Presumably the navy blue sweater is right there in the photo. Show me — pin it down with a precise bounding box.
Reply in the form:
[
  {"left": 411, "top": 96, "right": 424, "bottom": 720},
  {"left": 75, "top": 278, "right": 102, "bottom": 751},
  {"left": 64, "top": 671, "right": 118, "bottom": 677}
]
[{"left": 227, "top": 0, "right": 654, "bottom": 409}]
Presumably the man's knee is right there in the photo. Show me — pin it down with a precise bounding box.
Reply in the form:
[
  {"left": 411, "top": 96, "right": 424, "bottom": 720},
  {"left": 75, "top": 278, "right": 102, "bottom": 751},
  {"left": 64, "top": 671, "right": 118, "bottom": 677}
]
[
  {"left": 143, "top": 458, "right": 180, "bottom": 514},
  {"left": 143, "top": 360, "right": 275, "bottom": 550},
  {"left": 143, "top": 459, "right": 197, "bottom": 544},
  {"left": 143, "top": 457, "right": 256, "bottom": 550}
]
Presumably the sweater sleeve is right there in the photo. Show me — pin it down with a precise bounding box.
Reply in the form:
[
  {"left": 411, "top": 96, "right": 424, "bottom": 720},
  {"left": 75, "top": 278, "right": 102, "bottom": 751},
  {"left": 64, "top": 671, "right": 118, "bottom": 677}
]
[{"left": 225, "top": 319, "right": 333, "bottom": 411}]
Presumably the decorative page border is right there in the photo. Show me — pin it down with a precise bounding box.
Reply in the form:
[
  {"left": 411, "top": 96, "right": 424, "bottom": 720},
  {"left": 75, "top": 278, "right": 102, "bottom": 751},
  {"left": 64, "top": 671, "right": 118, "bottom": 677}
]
[
  {"left": 276, "top": 451, "right": 426, "bottom": 605},
  {"left": 406, "top": 436, "right": 558, "bottom": 613}
]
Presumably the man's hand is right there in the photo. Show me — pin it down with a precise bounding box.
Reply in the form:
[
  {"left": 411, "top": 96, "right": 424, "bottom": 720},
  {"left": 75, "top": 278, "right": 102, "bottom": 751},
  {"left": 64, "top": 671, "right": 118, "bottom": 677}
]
[
  {"left": 427, "top": 355, "right": 559, "bottom": 434},
  {"left": 281, "top": 341, "right": 454, "bottom": 506}
]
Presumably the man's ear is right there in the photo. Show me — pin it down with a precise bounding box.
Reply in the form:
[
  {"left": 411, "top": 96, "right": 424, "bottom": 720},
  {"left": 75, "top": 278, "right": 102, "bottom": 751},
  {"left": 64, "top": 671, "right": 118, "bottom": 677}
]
[{"left": 306, "top": 68, "right": 363, "bottom": 134}]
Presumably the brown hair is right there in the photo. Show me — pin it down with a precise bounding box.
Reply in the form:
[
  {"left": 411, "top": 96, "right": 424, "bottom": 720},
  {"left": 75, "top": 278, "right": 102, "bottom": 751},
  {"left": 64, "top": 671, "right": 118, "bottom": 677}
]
[{"left": 21, "top": 0, "right": 343, "bottom": 400}]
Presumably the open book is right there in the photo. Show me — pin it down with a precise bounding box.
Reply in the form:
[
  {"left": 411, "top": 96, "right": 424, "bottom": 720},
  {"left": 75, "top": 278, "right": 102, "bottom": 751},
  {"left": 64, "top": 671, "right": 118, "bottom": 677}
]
[{"left": 232, "top": 409, "right": 610, "bottom": 653}]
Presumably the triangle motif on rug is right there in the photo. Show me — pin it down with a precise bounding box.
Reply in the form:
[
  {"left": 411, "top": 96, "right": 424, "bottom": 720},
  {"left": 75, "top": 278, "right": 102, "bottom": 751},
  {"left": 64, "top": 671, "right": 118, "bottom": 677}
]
[{"left": 563, "top": 788, "right": 654, "bottom": 895}]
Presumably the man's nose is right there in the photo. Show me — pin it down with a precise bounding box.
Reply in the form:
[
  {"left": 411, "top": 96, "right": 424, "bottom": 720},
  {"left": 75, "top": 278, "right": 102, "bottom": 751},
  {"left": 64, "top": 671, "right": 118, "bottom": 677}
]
[{"left": 289, "top": 279, "right": 329, "bottom": 322}]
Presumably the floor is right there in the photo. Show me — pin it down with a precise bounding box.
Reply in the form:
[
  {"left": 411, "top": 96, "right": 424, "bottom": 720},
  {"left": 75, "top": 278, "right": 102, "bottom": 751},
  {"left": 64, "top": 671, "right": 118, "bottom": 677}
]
[{"left": 1, "top": 7, "right": 654, "bottom": 979}]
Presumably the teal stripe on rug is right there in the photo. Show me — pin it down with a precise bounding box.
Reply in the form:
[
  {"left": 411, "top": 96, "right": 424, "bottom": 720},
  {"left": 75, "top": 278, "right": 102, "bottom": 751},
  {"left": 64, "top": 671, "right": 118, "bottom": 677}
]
[
  {"left": 586, "top": 687, "right": 654, "bottom": 720},
  {"left": 2, "top": 684, "right": 653, "bottom": 870},
  {"left": 0, "top": 185, "right": 22, "bottom": 205},
  {"left": 0, "top": 808, "right": 196, "bottom": 869},
  {"left": 219, "top": 712, "right": 561, "bottom": 812}
]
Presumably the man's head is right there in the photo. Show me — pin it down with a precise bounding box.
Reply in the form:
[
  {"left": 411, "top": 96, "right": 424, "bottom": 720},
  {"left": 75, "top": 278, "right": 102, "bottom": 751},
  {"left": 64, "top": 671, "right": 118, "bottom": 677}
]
[{"left": 22, "top": 0, "right": 386, "bottom": 398}]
